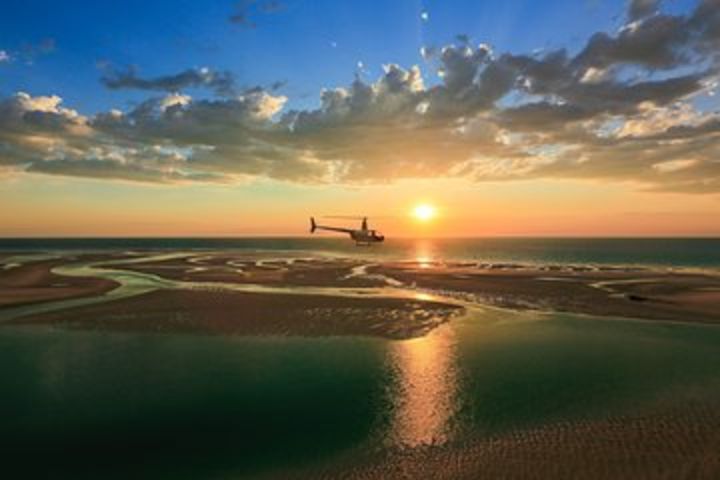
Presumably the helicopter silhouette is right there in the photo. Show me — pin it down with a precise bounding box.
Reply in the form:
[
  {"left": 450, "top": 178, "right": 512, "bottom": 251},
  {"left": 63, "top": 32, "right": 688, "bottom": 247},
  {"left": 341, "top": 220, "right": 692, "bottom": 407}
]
[{"left": 310, "top": 216, "right": 385, "bottom": 246}]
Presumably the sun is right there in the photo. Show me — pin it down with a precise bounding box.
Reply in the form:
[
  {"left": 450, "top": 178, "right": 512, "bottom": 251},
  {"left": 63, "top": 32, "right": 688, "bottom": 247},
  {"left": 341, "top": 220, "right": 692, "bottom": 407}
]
[{"left": 412, "top": 203, "right": 436, "bottom": 222}]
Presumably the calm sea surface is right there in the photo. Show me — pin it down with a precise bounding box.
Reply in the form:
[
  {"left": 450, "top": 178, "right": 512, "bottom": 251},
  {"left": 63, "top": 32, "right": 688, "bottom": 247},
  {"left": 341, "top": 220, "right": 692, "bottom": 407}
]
[
  {"left": 2, "top": 312, "right": 720, "bottom": 478},
  {"left": 1, "top": 237, "right": 719, "bottom": 268}
]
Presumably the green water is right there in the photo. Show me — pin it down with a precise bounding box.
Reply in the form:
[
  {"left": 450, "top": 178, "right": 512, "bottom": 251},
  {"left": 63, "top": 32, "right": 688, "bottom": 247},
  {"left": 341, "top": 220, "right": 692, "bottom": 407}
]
[{"left": 2, "top": 310, "right": 720, "bottom": 478}]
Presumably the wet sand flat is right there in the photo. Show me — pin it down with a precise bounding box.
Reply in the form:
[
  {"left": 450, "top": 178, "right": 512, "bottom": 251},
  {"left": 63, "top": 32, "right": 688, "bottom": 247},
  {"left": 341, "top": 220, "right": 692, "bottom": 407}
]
[
  {"left": 110, "top": 254, "right": 720, "bottom": 324},
  {"left": 102, "top": 255, "right": 385, "bottom": 287},
  {"left": 2, "top": 251, "right": 719, "bottom": 334},
  {"left": 0, "top": 258, "right": 119, "bottom": 308},
  {"left": 372, "top": 263, "right": 720, "bottom": 324},
  {"left": 14, "top": 288, "right": 463, "bottom": 339}
]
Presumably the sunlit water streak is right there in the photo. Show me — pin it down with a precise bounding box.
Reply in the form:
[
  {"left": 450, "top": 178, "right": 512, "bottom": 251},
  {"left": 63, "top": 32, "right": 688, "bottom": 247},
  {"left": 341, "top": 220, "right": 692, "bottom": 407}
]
[{"left": 388, "top": 323, "right": 459, "bottom": 448}]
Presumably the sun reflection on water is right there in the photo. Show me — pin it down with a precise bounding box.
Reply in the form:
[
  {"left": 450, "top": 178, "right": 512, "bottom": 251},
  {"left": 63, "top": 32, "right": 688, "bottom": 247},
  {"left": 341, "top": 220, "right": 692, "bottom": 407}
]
[
  {"left": 416, "top": 256, "right": 432, "bottom": 268},
  {"left": 387, "top": 324, "right": 459, "bottom": 448},
  {"left": 413, "top": 240, "right": 435, "bottom": 269},
  {"left": 413, "top": 292, "right": 434, "bottom": 301}
]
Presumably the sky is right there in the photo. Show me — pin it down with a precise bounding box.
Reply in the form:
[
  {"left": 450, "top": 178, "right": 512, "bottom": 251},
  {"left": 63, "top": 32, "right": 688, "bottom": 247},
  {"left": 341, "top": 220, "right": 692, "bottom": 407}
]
[{"left": 1, "top": 0, "right": 719, "bottom": 237}]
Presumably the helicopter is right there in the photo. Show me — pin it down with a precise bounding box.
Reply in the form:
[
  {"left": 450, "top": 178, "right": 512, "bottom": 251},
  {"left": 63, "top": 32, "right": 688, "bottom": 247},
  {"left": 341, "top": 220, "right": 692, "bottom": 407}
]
[{"left": 309, "top": 216, "right": 385, "bottom": 246}]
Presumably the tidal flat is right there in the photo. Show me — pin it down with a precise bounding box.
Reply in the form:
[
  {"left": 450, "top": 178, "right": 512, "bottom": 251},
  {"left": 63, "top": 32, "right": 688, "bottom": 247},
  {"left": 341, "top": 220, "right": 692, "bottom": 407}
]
[
  {"left": 1, "top": 249, "right": 720, "bottom": 478},
  {"left": 2, "top": 251, "right": 719, "bottom": 333}
]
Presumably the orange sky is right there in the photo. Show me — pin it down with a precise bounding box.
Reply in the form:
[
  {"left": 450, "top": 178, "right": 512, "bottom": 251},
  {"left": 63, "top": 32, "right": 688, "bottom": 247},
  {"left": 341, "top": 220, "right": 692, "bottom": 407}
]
[{"left": 2, "top": 173, "right": 718, "bottom": 237}]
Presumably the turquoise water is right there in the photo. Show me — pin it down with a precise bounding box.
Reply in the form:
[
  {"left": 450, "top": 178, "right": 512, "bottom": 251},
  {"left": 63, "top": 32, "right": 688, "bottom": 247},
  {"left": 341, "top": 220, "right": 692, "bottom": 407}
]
[
  {"left": 2, "top": 309, "right": 720, "bottom": 478},
  {"left": 1, "top": 237, "right": 719, "bottom": 268}
]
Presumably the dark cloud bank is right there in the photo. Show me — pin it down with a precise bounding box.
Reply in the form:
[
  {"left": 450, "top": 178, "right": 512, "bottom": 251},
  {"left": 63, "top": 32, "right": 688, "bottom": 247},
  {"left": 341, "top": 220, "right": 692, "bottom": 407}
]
[{"left": 1, "top": 0, "right": 720, "bottom": 193}]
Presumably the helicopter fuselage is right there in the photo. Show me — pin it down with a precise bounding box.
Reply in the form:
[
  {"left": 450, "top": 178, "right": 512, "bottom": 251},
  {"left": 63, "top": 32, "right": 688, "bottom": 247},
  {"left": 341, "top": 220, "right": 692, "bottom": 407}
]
[
  {"left": 310, "top": 217, "right": 384, "bottom": 245},
  {"left": 349, "top": 229, "right": 385, "bottom": 245}
]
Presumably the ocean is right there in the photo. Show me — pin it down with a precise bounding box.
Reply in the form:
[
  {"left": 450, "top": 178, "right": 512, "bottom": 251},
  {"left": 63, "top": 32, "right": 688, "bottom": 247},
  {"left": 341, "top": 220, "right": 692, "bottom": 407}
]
[{"left": 1, "top": 237, "right": 719, "bottom": 269}]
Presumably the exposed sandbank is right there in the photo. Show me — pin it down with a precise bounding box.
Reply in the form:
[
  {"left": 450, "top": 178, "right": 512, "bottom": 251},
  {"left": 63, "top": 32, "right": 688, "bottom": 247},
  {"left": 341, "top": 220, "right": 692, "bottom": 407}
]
[
  {"left": 0, "top": 257, "right": 119, "bottom": 308},
  {"left": 14, "top": 288, "right": 462, "bottom": 339},
  {"left": 371, "top": 262, "right": 720, "bottom": 324},
  {"left": 109, "top": 254, "right": 720, "bottom": 324},
  {"left": 2, "top": 252, "right": 719, "bottom": 335}
]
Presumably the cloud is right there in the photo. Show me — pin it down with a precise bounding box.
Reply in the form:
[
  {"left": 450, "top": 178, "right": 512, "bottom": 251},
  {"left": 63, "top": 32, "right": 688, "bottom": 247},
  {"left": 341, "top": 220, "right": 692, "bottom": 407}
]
[
  {"left": 0, "top": 50, "right": 10, "bottom": 63},
  {"left": 26, "top": 157, "right": 228, "bottom": 184},
  {"left": 652, "top": 158, "right": 698, "bottom": 173},
  {"left": 229, "top": 0, "right": 286, "bottom": 28},
  {"left": 0, "top": 92, "right": 88, "bottom": 138},
  {"left": 101, "top": 66, "right": 237, "bottom": 96},
  {"left": 1, "top": 1, "right": 720, "bottom": 192},
  {"left": 574, "top": 0, "right": 720, "bottom": 70}
]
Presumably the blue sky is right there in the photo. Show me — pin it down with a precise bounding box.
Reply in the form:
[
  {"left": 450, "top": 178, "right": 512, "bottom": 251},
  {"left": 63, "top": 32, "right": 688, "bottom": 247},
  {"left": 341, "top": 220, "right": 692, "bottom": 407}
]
[{"left": 0, "top": 0, "right": 700, "bottom": 113}]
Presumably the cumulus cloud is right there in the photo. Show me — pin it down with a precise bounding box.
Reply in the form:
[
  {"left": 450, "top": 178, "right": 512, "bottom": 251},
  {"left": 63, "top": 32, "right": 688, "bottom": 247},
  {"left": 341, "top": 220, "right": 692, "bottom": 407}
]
[
  {"left": 2, "top": 0, "right": 720, "bottom": 192},
  {"left": 575, "top": 0, "right": 720, "bottom": 70}
]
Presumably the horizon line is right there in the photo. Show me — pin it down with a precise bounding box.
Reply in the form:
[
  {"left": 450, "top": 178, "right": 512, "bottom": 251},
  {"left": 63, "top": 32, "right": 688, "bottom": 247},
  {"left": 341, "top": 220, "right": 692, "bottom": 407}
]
[{"left": 1, "top": 235, "right": 720, "bottom": 240}]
